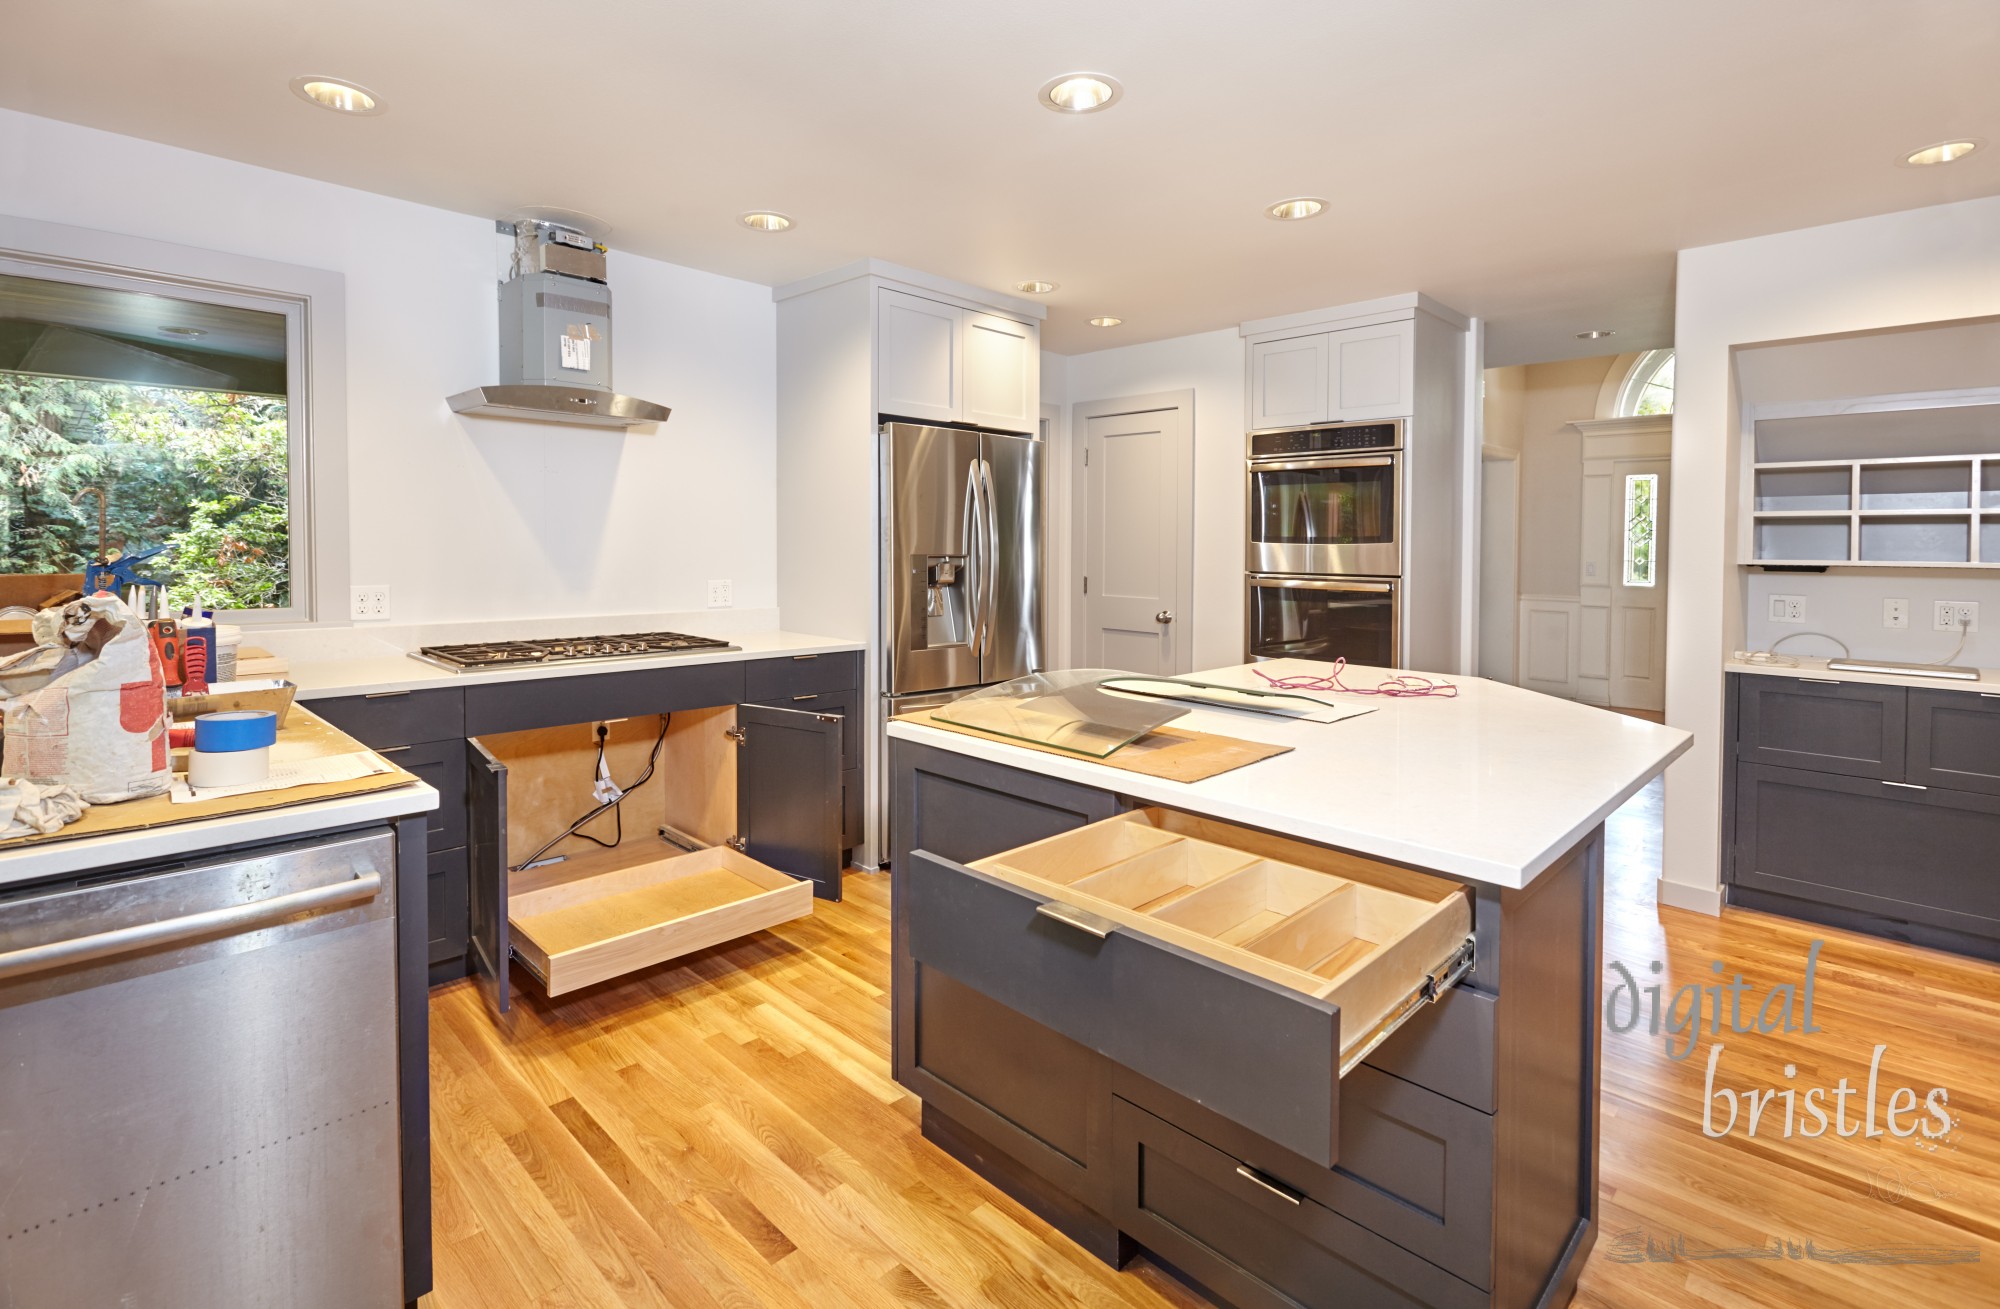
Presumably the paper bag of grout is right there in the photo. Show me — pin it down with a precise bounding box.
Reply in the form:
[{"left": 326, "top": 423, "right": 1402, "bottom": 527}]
[{"left": 1, "top": 593, "right": 171, "bottom": 804}]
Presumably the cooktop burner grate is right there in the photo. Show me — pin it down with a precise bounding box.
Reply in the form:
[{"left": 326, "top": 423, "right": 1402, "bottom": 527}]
[{"left": 412, "top": 630, "right": 740, "bottom": 671}]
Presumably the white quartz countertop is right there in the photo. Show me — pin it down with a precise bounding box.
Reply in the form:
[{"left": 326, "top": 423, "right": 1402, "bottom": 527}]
[
  {"left": 0, "top": 781, "right": 438, "bottom": 890},
  {"left": 887, "top": 660, "right": 1692, "bottom": 889},
  {"left": 284, "top": 630, "right": 864, "bottom": 700},
  {"left": 1726, "top": 654, "right": 1998, "bottom": 692}
]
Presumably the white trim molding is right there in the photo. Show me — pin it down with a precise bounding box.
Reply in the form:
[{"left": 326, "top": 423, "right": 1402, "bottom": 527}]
[{"left": 1658, "top": 877, "right": 1723, "bottom": 917}]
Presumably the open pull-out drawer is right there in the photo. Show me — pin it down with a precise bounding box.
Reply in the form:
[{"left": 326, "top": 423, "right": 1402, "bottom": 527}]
[
  {"left": 904, "top": 809, "right": 1473, "bottom": 1166},
  {"left": 467, "top": 703, "right": 835, "bottom": 1015}
]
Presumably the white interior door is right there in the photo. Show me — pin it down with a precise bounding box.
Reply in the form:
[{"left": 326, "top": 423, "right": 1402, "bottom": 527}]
[
  {"left": 1609, "top": 458, "right": 1668, "bottom": 711},
  {"left": 1079, "top": 397, "right": 1193, "bottom": 675},
  {"left": 1477, "top": 453, "right": 1519, "bottom": 682}
]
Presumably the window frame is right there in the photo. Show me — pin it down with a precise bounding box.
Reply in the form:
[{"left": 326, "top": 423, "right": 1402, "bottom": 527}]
[
  {"left": 0, "top": 216, "right": 348, "bottom": 626},
  {"left": 1614, "top": 348, "right": 1675, "bottom": 419},
  {"left": 1621, "top": 471, "right": 1659, "bottom": 588}
]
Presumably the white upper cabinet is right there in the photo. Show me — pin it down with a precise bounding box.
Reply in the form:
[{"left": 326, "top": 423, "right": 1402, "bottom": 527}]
[
  {"left": 1248, "top": 335, "right": 1330, "bottom": 432},
  {"left": 1247, "top": 319, "right": 1417, "bottom": 430},
  {"left": 1327, "top": 320, "right": 1415, "bottom": 422},
  {"left": 877, "top": 289, "right": 1038, "bottom": 433},
  {"left": 877, "top": 289, "right": 963, "bottom": 425},
  {"left": 962, "top": 312, "right": 1039, "bottom": 433}
]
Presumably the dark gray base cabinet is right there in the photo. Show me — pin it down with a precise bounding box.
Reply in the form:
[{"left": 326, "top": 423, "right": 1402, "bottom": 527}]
[
  {"left": 1727, "top": 674, "right": 2000, "bottom": 957},
  {"left": 891, "top": 739, "right": 1602, "bottom": 1309},
  {"left": 310, "top": 651, "right": 861, "bottom": 986}
]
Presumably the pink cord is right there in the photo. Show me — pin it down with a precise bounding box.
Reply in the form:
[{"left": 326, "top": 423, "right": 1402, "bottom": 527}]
[{"left": 1254, "top": 659, "right": 1459, "bottom": 698}]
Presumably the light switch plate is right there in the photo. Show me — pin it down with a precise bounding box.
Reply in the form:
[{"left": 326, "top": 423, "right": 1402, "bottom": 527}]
[
  {"left": 1883, "top": 598, "right": 1909, "bottom": 629},
  {"left": 1768, "top": 594, "right": 1806, "bottom": 624}
]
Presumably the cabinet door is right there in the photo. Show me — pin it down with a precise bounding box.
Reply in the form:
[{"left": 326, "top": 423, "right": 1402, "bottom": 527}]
[
  {"left": 737, "top": 703, "right": 843, "bottom": 901},
  {"left": 877, "top": 289, "right": 963, "bottom": 425},
  {"left": 1736, "top": 674, "right": 1906, "bottom": 780},
  {"left": 1732, "top": 762, "right": 2000, "bottom": 937},
  {"left": 1327, "top": 320, "right": 1415, "bottom": 421},
  {"left": 1248, "top": 334, "right": 1329, "bottom": 431},
  {"left": 963, "top": 311, "right": 1038, "bottom": 433},
  {"left": 1907, "top": 687, "right": 2000, "bottom": 796},
  {"left": 465, "top": 737, "right": 510, "bottom": 1016}
]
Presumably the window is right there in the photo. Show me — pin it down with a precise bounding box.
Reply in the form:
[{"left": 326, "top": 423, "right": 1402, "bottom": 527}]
[
  {"left": 1615, "top": 348, "right": 1674, "bottom": 417},
  {"left": 0, "top": 265, "right": 306, "bottom": 617},
  {"left": 1622, "top": 473, "right": 1658, "bottom": 587}
]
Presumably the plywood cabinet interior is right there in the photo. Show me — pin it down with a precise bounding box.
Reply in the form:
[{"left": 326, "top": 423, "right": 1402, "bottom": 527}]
[
  {"left": 1247, "top": 320, "right": 1416, "bottom": 431},
  {"left": 876, "top": 289, "right": 1038, "bottom": 433}
]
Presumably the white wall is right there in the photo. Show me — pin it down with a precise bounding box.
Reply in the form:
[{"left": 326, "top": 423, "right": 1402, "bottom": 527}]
[
  {"left": 1061, "top": 327, "right": 1245, "bottom": 672},
  {"left": 0, "top": 108, "right": 777, "bottom": 629},
  {"left": 1666, "top": 193, "right": 2000, "bottom": 913}
]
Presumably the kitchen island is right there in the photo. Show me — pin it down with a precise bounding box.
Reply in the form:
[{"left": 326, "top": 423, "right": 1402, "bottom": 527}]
[{"left": 887, "top": 660, "right": 1690, "bottom": 1309}]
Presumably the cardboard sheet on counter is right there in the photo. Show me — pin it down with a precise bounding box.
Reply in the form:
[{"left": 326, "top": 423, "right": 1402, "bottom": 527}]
[
  {"left": 895, "top": 709, "right": 1292, "bottom": 783},
  {"left": 0, "top": 706, "right": 422, "bottom": 849}
]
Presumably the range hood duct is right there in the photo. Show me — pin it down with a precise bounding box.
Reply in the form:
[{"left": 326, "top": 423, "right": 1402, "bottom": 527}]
[{"left": 449, "top": 219, "right": 670, "bottom": 429}]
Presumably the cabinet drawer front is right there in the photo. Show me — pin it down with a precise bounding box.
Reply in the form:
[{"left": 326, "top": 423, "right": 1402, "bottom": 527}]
[
  {"left": 761, "top": 686, "right": 858, "bottom": 771},
  {"left": 1112, "top": 1098, "right": 1485, "bottom": 1309},
  {"left": 427, "top": 846, "right": 469, "bottom": 965},
  {"left": 1733, "top": 763, "right": 2000, "bottom": 935},
  {"left": 381, "top": 738, "right": 467, "bottom": 851},
  {"left": 1908, "top": 688, "right": 2000, "bottom": 796},
  {"left": 1736, "top": 676, "right": 1905, "bottom": 779},
  {"left": 743, "top": 651, "right": 861, "bottom": 702},
  {"left": 309, "top": 688, "right": 464, "bottom": 748},
  {"left": 905, "top": 851, "right": 1344, "bottom": 1166},
  {"left": 463, "top": 662, "right": 745, "bottom": 735}
]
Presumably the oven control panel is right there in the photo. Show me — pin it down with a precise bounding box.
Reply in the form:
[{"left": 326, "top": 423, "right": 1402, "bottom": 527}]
[{"left": 1249, "top": 420, "right": 1402, "bottom": 460}]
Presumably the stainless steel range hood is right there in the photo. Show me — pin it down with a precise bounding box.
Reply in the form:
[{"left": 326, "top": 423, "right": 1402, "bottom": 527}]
[{"left": 448, "top": 219, "right": 670, "bottom": 430}]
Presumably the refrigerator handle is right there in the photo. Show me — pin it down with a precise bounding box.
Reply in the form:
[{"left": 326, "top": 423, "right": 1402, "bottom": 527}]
[
  {"left": 962, "top": 455, "right": 987, "bottom": 658},
  {"left": 978, "top": 457, "right": 999, "bottom": 662}
]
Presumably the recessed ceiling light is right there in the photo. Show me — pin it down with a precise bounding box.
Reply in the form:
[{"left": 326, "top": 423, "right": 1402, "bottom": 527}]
[
  {"left": 1015, "top": 280, "right": 1059, "bottom": 295},
  {"left": 289, "top": 76, "right": 382, "bottom": 116},
  {"left": 739, "top": 211, "right": 794, "bottom": 233},
  {"left": 1576, "top": 329, "right": 1616, "bottom": 340},
  {"left": 1039, "top": 73, "right": 1123, "bottom": 114},
  {"left": 159, "top": 326, "right": 208, "bottom": 339},
  {"left": 1265, "top": 197, "right": 1326, "bottom": 221},
  {"left": 1901, "top": 139, "right": 1982, "bottom": 167},
  {"left": 1088, "top": 316, "right": 1123, "bottom": 328}
]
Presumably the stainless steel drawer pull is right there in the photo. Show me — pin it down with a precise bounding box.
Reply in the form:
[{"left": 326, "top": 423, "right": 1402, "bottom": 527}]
[
  {"left": 1982, "top": 693, "right": 2000, "bottom": 700},
  {"left": 1234, "top": 1165, "right": 1303, "bottom": 1206},
  {"left": 375, "top": 745, "right": 412, "bottom": 755},
  {"left": 1798, "top": 678, "right": 1843, "bottom": 686},
  {"left": 363, "top": 690, "right": 411, "bottom": 699},
  {"left": 1033, "top": 901, "right": 1115, "bottom": 940},
  {"left": 1884, "top": 781, "right": 1929, "bottom": 790},
  {"left": 0, "top": 871, "right": 383, "bottom": 983},
  {"left": 792, "top": 654, "right": 819, "bottom": 661},
  {"left": 793, "top": 694, "right": 819, "bottom": 702}
]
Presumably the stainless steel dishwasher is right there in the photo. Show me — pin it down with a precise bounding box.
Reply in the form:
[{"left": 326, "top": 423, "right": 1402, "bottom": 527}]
[{"left": 0, "top": 829, "right": 405, "bottom": 1308}]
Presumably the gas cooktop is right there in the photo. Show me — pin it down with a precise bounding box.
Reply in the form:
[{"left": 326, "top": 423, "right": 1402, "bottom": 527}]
[{"left": 411, "top": 630, "right": 740, "bottom": 671}]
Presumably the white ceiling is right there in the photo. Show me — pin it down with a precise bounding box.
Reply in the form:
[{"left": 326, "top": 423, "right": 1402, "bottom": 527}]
[{"left": 3, "top": 1, "right": 1996, "bottom": 364}]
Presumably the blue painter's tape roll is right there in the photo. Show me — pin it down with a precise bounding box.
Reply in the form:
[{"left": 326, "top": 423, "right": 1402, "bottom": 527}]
[{"left": 193, "top": 709, "right": 278, "bottom": 753}]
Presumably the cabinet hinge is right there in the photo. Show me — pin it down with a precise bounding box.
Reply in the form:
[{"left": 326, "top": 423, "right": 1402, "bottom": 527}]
[
  {"left": 725, "top": 726, "right": 748, "bottom": 746},
  {"left": 726, "top": 835, "right": 747, "bottom": 853}
]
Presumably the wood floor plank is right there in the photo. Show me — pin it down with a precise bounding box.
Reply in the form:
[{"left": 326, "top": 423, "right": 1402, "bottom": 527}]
[{"left": 428, "top": 792, "right": 2000, "bottom": 1308}]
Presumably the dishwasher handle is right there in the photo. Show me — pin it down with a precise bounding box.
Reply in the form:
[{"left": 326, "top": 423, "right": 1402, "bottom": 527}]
[{"left": 0, "top": 869, "right": 383, "bottom": 983}]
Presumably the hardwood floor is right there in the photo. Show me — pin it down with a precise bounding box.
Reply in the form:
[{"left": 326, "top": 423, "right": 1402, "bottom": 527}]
[{"left": 425, "top": 791, "right": 2000, "bottom": 1307}]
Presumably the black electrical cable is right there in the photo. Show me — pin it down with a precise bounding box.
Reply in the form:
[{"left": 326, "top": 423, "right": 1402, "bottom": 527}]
[{"left": 510, "top": 713, "right": 671, "bottom": 871}]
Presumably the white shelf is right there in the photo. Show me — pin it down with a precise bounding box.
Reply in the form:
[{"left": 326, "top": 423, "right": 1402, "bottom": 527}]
[{"left": 1748, "top": 448, "right": 1998, "bottom": 567}]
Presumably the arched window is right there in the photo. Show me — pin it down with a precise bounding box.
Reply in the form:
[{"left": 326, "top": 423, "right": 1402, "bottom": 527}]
[{"left": 1615, "top": 349, "right": 1674, "bottom": 417}]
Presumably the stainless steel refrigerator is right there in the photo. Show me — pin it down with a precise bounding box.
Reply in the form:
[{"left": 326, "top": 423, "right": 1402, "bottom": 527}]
[{"left": 881, "top": 421, "right": 1045, "bottom": 722}]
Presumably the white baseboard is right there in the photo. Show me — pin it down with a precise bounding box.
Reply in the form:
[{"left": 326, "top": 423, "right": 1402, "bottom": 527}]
[{"left": 1656, "top": 877, "right": 1723, "bottom": 917}]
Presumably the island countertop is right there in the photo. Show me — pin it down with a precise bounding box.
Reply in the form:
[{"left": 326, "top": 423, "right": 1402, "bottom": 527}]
[{"left": 886, "top": 659, "right": 1692, "bottom": 889}]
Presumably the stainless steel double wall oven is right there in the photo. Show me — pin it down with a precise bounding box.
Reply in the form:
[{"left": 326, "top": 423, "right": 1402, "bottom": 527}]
[{"left": 1246, "top": 418, "right": 1404, "bottom": 666}]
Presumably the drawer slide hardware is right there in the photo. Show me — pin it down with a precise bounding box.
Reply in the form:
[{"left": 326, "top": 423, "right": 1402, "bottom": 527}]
[
  {"left": 726, "top": 835, "right": 748, "bottom": 853},
  {"left": 726, "top": 726, "right": 748, "bottom": 746},
  {"left": 1233, "top": 1164, "right": 1304, "bottom": 1206},
  {"left": 1034, "top": 900, "right": 1117, "bottom": 940},
  {"left": 1339, "top": 936, "right": 1477, "bottom": 1078}
]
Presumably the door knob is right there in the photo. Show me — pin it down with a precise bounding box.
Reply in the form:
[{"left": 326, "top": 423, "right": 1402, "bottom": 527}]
[{"left": 1156, "top": 610, "right": 1175, "bottom": 624}]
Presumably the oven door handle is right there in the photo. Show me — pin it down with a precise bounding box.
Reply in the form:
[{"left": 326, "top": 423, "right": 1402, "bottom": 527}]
[
  {"left": 1248, "top": 577, "right": 1396, "bottom": 593},
  {"left": 1249, "top": 455, "right": 1397, "bottom": 472}
]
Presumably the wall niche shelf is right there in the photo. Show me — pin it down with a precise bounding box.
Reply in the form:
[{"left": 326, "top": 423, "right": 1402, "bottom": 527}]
[{"left": 1745, "top": 394, "right": 2000, "bottom": 568}]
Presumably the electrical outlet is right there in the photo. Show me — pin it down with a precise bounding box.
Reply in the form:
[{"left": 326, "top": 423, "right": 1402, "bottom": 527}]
[
  {"left": 1883, "top": 598, "right": 1910, "bottom": 629},
  {"left": 349, "top": 585, "right": 390, "bottom": 621},
  {"left": 1768, "top": 594, "right": 1806, "bottom": 624},
  {"left": 706, "top": 578, "right": 733, "bottom": 609},
  {"left": 1935, "top": 601, "right": 1981, "bottom": 632}
]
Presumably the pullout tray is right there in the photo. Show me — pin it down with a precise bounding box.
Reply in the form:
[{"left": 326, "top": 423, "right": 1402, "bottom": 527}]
[{"left": 508, "top": 845, "right": 812, "bottom": 997}]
